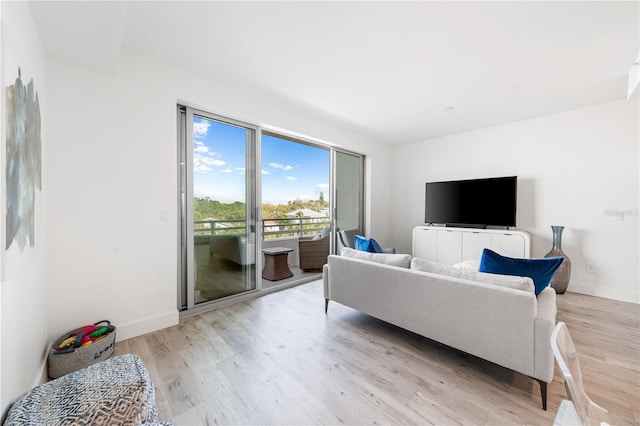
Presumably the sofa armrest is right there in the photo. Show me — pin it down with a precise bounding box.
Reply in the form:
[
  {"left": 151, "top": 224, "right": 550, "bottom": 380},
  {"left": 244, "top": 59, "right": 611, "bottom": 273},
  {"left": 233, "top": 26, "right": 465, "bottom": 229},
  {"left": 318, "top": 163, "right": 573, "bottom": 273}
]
[
  {"left": 534, "top": 286, "right": 557, "bottom": 383},
  {"left": 536, "top": 286, "right": 557, "bottom": 324},
  {"left": 323, "top": 263, "right": 330, "bottom": 299}
]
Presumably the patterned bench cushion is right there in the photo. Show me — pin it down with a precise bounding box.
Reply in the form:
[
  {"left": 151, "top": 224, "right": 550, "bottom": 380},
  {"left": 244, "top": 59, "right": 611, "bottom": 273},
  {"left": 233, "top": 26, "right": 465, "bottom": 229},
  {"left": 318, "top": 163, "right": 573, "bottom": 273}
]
[{"left": 4, "top": 354, "right": 170, "bottom": 426}]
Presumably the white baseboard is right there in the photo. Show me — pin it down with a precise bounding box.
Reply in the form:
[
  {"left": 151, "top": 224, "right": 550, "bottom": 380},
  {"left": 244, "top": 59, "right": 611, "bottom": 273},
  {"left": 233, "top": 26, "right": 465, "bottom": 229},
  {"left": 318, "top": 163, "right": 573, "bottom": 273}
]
[
  {"left": 35, "top": 358, "right": 48, "bottom": 386},
  {"left": 114, "top": 310, "right": 180, "bottom": 342},
  {"left": 567, "top": 282, "right": 639, "bottom": 304}
]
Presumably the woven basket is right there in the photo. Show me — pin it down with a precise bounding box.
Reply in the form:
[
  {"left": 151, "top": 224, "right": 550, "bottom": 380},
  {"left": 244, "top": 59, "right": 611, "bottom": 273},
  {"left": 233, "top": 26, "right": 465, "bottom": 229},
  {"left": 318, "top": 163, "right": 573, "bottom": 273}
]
[{"left": 48, "top": 320, "right": 116, "bottom": 378}]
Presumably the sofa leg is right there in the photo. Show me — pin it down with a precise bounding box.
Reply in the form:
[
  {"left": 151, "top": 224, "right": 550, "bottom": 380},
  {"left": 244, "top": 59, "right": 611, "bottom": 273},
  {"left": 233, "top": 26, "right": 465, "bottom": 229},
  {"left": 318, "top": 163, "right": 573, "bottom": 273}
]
[
  {"left": 534, "top": 378, "right": 547, "bottom": 410},
  {"left": 325, "top": 298, "right": 329, "bottom": 314}
]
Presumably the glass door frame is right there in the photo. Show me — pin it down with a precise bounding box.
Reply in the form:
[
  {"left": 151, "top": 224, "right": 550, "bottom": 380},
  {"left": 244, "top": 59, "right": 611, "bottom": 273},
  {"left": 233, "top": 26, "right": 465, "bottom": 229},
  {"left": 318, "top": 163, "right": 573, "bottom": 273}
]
[
  {"left": 331, "top": 149, "right": 365, "bottom": 254},
  {"left": 179, "top": 105, "right": 259, "bottom": 312}
]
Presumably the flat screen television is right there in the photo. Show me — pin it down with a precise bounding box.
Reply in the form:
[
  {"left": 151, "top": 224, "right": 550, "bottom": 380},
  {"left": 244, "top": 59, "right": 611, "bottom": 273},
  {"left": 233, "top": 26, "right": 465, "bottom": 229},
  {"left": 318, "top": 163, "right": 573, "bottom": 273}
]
[{"left": 425, "top": 176, "right": 517, "bottom": 228}]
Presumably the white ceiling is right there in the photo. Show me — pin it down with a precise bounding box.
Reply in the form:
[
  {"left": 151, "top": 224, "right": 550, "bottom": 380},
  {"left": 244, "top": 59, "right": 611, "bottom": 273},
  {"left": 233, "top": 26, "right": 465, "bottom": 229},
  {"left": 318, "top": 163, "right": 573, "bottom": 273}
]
[{"left": 29, "top": 1, "right": 640, "bottom": 144}]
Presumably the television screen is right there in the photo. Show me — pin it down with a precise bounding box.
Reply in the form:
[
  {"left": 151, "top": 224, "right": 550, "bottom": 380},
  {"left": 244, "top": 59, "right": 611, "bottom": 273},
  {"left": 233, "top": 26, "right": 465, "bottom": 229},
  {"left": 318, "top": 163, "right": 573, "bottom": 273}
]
[{"left": 425, "top": 176, "right": 517, "bottom": 227}]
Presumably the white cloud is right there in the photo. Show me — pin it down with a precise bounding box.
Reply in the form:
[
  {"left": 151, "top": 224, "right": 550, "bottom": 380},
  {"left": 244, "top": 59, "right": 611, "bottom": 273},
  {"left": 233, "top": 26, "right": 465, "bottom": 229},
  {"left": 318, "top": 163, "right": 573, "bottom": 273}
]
[
  {"left": 194, "top": 141, "right": 209, "bottom": 154},
  {"left": 270, "top": 162, "right": 294, "bottom": 171},
  {"left": 194, "top": 147, "right": 225, "bottom": 173},
  {"left": 196, "top": 156, "right": 225, "bottom": 168},
  {"left": 221, "top": 168, "right": 233, "bottom": 173},
  {"left": 193, "top": 120, "right": 210, "bottom": 139},
  {"left": 286, "top": 176, "right": 297, "bottom": 182},
  {"left": 317, "top": 183, "right": 329, "bottom": 191},
  {"left": 262, "top": 169, "right": 270, "bottom": 175}
]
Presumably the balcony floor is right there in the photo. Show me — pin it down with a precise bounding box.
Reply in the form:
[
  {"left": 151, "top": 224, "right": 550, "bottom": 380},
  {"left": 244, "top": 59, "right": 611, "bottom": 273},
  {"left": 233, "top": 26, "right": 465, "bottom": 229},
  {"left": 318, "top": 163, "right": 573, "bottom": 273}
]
[{"left": 194, "top": 243, "right": 321, "bottom": 304}]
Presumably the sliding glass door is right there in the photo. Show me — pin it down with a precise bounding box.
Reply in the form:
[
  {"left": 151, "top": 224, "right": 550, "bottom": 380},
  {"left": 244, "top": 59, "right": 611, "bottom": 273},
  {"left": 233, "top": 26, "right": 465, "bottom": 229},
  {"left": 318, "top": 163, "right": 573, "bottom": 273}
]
[
  {"left": 333, "top": 150, "right": 364, "bottom": 252},
  {"left": 180, "top": 107, "right": 257, "bottom": 309},
  {"left": 179, "top": 106, "right": 366, "bottom": 312}
]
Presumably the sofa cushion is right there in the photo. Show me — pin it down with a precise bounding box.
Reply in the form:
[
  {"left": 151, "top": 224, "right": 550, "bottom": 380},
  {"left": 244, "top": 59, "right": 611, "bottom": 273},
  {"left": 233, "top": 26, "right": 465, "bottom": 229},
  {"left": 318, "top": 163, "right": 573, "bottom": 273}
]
[
  {"left": 354, "top": 235, "right": 383, "bottom": 253},
  {"left": 411, "top": 257, "right": 460, "bottom": 277},
  {"left": 453, "top": 259, "right": 480, "bottom": 271},
  {"left": 411, "top": 257, "right": 533, "bottom": 293},
  {"left": 479, "top": 248, "right": 563, "bottom": 295},
  {"left": 341, "top": 247, "right": 411, "bottom": 268},
  {"left": 469, "top": 271, "right": 534, "bottom": 293}
]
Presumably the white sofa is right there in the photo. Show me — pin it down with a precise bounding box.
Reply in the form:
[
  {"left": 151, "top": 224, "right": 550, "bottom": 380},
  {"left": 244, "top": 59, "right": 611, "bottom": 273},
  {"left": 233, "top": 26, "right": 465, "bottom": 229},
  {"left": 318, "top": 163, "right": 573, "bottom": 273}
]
[{"left": 322, "top": 249, "right": 557, "bottom": 410}]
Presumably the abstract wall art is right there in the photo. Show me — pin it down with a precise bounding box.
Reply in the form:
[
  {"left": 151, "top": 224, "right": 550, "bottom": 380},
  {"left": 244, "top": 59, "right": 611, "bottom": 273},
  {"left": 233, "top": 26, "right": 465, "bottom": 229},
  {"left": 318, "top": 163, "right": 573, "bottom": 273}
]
[{"left": 5, "top": 67, "right": 42, "bottom": 251}]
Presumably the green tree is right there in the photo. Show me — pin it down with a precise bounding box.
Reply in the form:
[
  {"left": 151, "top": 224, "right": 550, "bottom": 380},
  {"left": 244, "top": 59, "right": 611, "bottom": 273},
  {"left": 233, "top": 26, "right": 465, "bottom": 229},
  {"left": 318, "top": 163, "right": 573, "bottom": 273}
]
[{"left": 194, "top": 196, "right": 329, "bottom": 221}]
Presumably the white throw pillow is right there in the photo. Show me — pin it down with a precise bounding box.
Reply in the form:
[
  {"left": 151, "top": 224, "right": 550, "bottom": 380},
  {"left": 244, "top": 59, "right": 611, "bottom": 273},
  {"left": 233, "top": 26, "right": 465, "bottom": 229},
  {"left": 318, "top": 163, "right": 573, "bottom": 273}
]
[
  {"left": 341, "top": 247, "right": 412, "bottom": 268},
  {"left": 467, "top": 271, "right": 534, "bottom": 293},
  {"left": 453, "top": 259, "right": 480, "bottom": 271},
  {"left": 411, "top": 257, "right": 533, "bottom": 293},
  {"left": 410, "top": 257, "right": 462, "bottom": 278}
]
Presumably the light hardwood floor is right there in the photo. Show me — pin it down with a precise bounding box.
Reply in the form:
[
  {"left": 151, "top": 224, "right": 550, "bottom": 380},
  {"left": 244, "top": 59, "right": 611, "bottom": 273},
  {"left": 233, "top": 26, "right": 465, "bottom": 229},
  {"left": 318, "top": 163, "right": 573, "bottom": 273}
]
[{"left": 114, "top": 280, "right": 640, "bottom": 425}]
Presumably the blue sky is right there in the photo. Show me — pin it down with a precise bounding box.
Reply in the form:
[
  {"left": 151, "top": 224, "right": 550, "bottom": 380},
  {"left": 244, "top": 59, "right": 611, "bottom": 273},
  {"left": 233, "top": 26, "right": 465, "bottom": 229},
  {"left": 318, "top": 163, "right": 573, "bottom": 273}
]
[{"left": 193, "top": 117, "right": 329, "bottom": 205}]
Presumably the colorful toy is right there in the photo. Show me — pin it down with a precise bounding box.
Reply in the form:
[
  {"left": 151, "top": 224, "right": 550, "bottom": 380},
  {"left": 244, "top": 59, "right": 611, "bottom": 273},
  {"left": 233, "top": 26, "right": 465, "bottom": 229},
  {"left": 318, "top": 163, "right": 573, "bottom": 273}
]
[
  {"left": 57, "top": 336, "right": 76, "bottom": 350},
  {"left": 89, "top": 327, "right": 109, "bottom": 338},
  {"left": 81, "top": 325, "right": 96, "bottom": 336},
  {"left": 55, "top": 321, "right": 113, "bottom": 352}
]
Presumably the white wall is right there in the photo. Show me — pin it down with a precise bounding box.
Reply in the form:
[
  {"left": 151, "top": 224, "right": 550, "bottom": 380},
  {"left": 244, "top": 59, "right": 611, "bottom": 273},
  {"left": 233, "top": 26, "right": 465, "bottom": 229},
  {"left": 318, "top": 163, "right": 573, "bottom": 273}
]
[
  {"left": 0, "top": 1, "right": 49, "bottom": 414},
  {"left": 3, "top": 3, "right": 634, "bottom": 417},
  {"left": 45, "top": 50, "right": 393, "bottom": 345},
  {"left": 1, "top": 1, "right": 4, "bottom": 409},
  {"left": 392, "top": 97, "right": 639, "bottom": 303}
]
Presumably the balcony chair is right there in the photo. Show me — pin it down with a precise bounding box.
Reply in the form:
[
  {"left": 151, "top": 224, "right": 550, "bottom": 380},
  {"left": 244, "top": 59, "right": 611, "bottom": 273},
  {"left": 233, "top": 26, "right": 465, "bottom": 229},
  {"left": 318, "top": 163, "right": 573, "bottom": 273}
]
[
  {"left": 551, "top": 322, "right": 639, "bottom": 426},
  {"left": 209, "top": 234, "right": 254, "bottom": 266},
  {"left": 298, "top": 228, "right": 330, "bottom": 271},
  {"left": 337, "top": 228, "right": 395, "bottom": 254}
]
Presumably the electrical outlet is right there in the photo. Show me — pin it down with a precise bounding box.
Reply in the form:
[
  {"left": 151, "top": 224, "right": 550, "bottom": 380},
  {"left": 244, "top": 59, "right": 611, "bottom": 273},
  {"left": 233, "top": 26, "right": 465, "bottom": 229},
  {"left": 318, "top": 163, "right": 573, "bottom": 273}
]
[
  {"left": 586, "top": 263, "right": 596, "bottom": 273},
  {"left": 605, "top": 209, "right": 625, "bottom": 221},
  {"left": 160, "top": 210, "right": 168, "bottom": 223}
]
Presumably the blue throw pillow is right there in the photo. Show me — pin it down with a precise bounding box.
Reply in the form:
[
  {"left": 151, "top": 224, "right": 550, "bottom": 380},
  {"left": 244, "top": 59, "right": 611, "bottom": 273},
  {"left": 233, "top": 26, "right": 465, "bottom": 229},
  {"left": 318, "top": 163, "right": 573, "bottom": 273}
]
[
  {"left": 354, "top": 235, "right": 383, "bottom": 253},
  {"left": 479, "top": 248, "right": 563, "bottom": 295}
]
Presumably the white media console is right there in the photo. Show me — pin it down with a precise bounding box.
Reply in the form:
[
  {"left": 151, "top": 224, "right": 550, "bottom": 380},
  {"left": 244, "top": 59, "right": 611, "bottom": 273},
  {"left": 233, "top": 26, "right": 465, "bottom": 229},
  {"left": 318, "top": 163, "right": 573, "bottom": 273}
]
[{"left": 412, "top": 226, "right": 531, "bottom": 266}]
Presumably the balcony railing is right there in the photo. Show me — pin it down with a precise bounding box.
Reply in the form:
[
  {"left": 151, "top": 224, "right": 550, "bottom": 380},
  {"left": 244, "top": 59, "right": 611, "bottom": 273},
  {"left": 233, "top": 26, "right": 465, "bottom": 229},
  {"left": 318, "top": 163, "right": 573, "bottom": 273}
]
[{"left": 194, "top": 216, "right": 330, "bottom": 241}]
